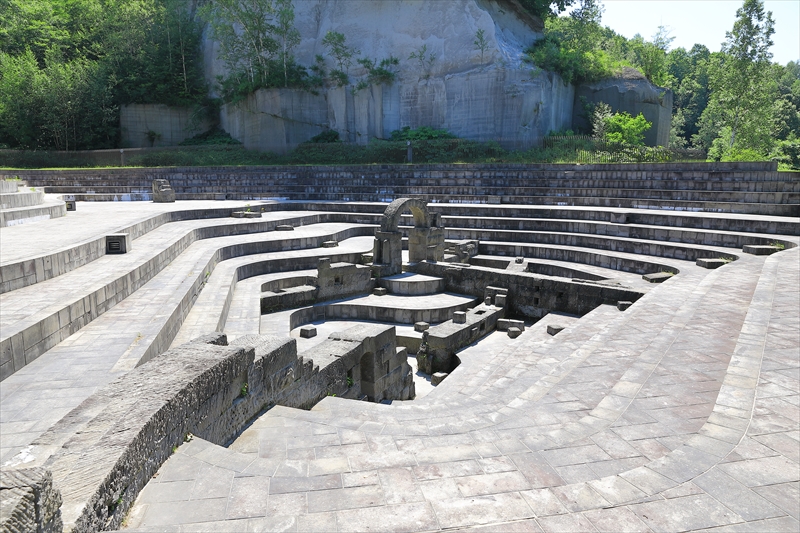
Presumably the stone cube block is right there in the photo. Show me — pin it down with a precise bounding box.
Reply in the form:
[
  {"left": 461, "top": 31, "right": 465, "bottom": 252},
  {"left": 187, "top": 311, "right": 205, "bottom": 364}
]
[
  {"left": 299, "top": 326, "right": 317, "bottom": 338},
  {"left": 65, "top": 200, "right": 76, "bottom": 211},
  {"left": 414, "top": 322, "right": 429, "bottom": 332},
  {"left": 617, "top": 301, "right": 633, "bottom": 311},
  {"left": 515, "top": 256, "right": 523, "bottom": 264},
  {"left": 372, "top": 287, "right": 388, "bottom": 296},
  {"left": 495, "top": 294, "right": 507, "bottom": 307},
  {"left": 642, "top": 272, "right": 674, "bottom": 283},
  {"left": 696, "top": 258, "right": 729, "bottom": 269},
  {"left": 507, "top": 327, "right": 522, "bottom": 338},
  {"left": 453, "top": 311, "right": 466, "bottom": 324},
  {"left": 547, "top": 325, "right": 565, "bottom": 336},
  {"left": 742, "top": 244, "right": 780, "bottom": 255},
  {"left": 431, "top": 372, "right": 448, "bottom": 385}
]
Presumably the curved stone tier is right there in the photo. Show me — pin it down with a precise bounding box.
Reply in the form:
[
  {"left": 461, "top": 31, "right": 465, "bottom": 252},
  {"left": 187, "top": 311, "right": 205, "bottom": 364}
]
[{"left": 378, "top": 272, "right": 446, "bottom": 295}]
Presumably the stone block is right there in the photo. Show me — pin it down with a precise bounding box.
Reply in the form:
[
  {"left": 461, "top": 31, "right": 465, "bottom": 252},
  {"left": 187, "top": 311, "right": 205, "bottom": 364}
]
[
  {"left": 105, "top": 234, "right": 130, "bottom": 254},
  {"left": 742, "top": 244, "right": 781, "bottom": 255},
  {"left": 495, "top": 294, "right": 507, "bottom": 307},
  {"left": 696, "top": 258, "right": 729, "bottom": 269},
  {"left": 453, "top": 311, "right": 466, "bottom": 324},
  {"left": 487, "top": 196, "right": 501, "bottom": 204},
  {"left": 231, "top": 211, "right": 261, "bottom": 218},
  {"left": 414, "top": 322, "right": 429, "bottom": 332},
  {"left": 617, "top": 301, "right": 633, "bottom": 311},
  {"left": 152, "top": 179, "right": 176, "bottom": 203},
  {"left": 484, "top": 296, "right": 492, "bottom": 305},
  {"left": 431, "top": 372, "right": 448, "bottom": 385},
  {"left": 642, "top": 272, "right": 674, "bottom": 283},
  {"left": 299, "top": 326, "right": 317, "bottom": 339},
  {"left": 547, "top": 325, "right": 565, "bottom": 336},
  {"left": 276, "top": 225, "right": 294, "bottom": 231},
  {"left": 515, "top": 256, "right": 523, "bottom": 264},
  {"left": 610, "top": 213, "right": 627, "bottom": 224},
  {"left": 507, "top": 327, "right": 522, "bottom": 338},
  {"left": 372, "top": 287, "right": 388, "bottom": 296},
  {"left": 497, "top": 319, "right": 524, "bottom": 332},
  {"left": 65, "top": 200, "right": 76, "bottom": 211},
  {"left": 322, "top": 241, "right": 338, "bottom": 248}
]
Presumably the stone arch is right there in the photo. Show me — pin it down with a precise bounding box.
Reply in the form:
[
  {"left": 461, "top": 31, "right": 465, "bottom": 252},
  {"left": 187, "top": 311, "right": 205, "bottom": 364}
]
[{"left": 380, "top": 198, "right": 431, "bottom": 232}]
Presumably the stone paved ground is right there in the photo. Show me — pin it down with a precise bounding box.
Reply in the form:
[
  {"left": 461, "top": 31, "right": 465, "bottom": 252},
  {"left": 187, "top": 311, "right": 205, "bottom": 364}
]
[{"left": 124, "top": 248, "right": 799, "bottom": 532}]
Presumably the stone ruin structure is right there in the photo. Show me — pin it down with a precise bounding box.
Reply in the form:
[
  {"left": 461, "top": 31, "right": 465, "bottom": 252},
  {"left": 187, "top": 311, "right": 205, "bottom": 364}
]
[
  {"left": 151, "top": 178, "right": 175, "bottom": 203},
  {"left": 372, "top": 197, "right": 444, "bottom": 277}
]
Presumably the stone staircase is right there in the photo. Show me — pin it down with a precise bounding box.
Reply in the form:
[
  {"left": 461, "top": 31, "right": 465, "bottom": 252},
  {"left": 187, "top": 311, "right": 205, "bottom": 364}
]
[{"left": 0, "top": 179, "right": 65, "bottom": 227}]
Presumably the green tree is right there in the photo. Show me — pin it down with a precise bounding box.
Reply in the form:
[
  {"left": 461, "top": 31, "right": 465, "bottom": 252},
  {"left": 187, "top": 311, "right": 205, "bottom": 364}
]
[
  {"left": 321, "top": 31, "right": 358, "bottom": 87},
  {"left": 473, "top": 29, "right": 489, "bottom": 63},
  {"left": 699, "top": 0, "right": 776, "bottom": 156},
  {"left": 274, "top": 0, "right": 299, "bottom": 87},
  {"left": 604, "top": 112, "right": 652, "bottom": 145},
  {"left": 199, "top": 0, "right": 279, "bottom": 95}
]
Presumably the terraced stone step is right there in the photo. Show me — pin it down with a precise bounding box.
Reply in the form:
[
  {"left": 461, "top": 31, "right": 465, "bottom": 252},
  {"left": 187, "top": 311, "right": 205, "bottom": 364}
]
[
  {"left": 378, "top": 273, "right": 445, "bottom": 295},
  {"left": 0, "top": 199, "right": 66, "bottom": 228},
  {"left": 0, "top": 190, "right": 45, "bottom": 209}
]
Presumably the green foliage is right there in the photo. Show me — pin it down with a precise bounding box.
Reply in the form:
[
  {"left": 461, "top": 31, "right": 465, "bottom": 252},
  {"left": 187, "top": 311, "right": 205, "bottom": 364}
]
[
  {"left": 517, "top": 0, "right": 576, "bottom": 19},
  {"left": 769, "top": 139, "right": 800, "bottom": 169},
  {"left": 473, "top": 29, "right": 489, "bottom": 63},
  {"left": 603, "top": 112, "right": 652, "bottom": 146},
  {"left": 526, "top": 3, "right": 631, "bottom": 85},
  {"left": 408, "top": 44, "right": 435, "bottom": 80},
  {"left": 200, "top": 0, "right": 313, "bottom": 101},
  {"left": 698, "top": 0, "right": 777, "bottom": 157},
  {"left": 389, "top": 126, "right": 456, "bottom": 141},
  {"left": 354, "top": 56, "right": 399, "bottom": 92},
  {"left": 0, "top": 0, "right": 207, "bottom": 150},
  {"left": 305, "top": 130, "right": 341, "bottom": 144},
  {"left": 322, "top": 31, "right": 358, "bottom": 87},
  {"left": 179, "top": 128, "right": 242, "bottom": 146},
  {"left": 0, "top": 49, "right": 117, "bottom": 150}
]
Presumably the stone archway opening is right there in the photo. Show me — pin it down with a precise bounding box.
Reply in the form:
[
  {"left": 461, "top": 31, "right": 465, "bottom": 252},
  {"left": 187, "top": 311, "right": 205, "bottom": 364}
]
[{"left": 372, "top": 198, "right": 444, "bottom": 277}]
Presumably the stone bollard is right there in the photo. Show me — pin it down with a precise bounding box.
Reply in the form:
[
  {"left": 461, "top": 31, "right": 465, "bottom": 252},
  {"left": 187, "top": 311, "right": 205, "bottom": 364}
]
[
  {"left": 453, "top": 311, "right": 466, "bottom": 324},
  {"left": 431, "top": 372, "right": 448, "bottom": 386},
  {"left": 299, "top": 326, "right": 317, "bottom": 338},
  {"left": 547, "top": 325, "right": 565, "bottom": 336},
  {"left": 507, "top": 327, "right": 522, "bottom": 338},
  {"left": 414, "top": 322, "right": 429, "bottom": 332}
]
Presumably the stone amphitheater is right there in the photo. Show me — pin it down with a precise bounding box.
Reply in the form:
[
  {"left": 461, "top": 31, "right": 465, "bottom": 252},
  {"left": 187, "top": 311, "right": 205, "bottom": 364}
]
[{"left": 0, "top": 162, "right": 798, "bottom": 533}]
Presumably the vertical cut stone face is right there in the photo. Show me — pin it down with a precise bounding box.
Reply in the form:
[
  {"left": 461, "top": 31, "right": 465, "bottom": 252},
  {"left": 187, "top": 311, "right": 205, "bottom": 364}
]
[{"left": 212, "top": 0, "right": 577, "bottom": 151}]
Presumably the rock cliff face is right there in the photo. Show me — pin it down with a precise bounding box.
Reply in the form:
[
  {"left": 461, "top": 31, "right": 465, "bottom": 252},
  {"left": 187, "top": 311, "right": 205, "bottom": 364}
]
[
  {"left": 202, "top": 0, "right": 670, "bottom": 152},
  {"left": 573, "top": 71, "right": 673, "bottom": 147},
  {"left": 210, "top": 0, "right": 576, "bottom": 152}
]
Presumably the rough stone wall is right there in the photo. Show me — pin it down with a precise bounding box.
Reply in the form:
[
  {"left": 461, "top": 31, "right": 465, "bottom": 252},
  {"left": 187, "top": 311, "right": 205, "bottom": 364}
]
[
  {"left": 0, "top": 467, "right": 62, "bottom": 533},
  {"left": 120, "top": 105, "right": 208, "bottom": 148},
  {"left": 573, "top": 76, "right": 673, "bottom": 147},
  {"left": 418, "top": 302, "right": 504, "bottom": 374},
  {"left": 9, "top": 326, "right": 410, "bottom": 532},
  {"left": 208, "top": 0, "right": 574, "bottom": 152},
  {"left": 410, "top": 262, "right": 644, "bottom": 319}
]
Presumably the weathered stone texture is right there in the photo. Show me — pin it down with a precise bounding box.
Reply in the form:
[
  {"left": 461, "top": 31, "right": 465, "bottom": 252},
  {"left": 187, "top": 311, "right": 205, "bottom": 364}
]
[{"left": 0, "top": 467, "right": 62, "bottom": 533}]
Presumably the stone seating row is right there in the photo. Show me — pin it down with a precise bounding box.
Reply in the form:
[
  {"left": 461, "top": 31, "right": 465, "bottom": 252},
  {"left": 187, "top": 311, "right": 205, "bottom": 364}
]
[
  {"left": 0, "top": 218, "right": 374, "bottom": 381},
  {"left": 0, "top": 180, "right": 66, "bottom": 228},
  {"left": 120, "top": 248, "right": 796, "bottom": 531}
]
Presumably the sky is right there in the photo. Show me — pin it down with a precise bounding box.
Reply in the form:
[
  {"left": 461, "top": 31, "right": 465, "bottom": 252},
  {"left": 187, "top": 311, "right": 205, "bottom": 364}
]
[{"left": 587, "top": 0, "right": 800, "bottom": 65}]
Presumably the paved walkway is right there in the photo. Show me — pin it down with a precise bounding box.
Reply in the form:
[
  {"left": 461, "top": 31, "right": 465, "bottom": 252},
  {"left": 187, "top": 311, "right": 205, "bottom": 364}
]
[{"left": 124, "top": 249, "right": 799, "bottom": 532}]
